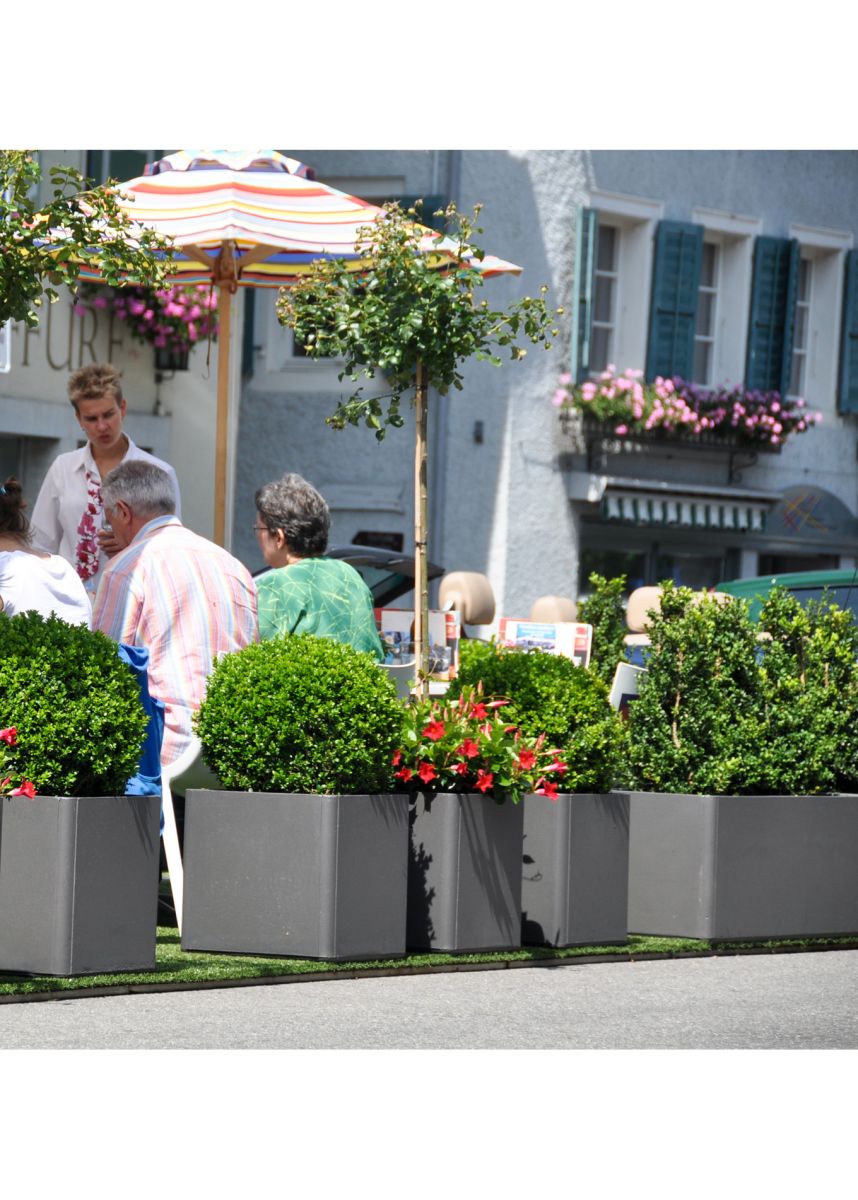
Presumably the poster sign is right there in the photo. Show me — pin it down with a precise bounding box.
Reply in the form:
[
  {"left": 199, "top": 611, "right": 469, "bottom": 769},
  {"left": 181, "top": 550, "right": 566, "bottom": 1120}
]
[
  {"left": 375, "top": 608, "right": 461, "bottom": 682},
  {"left": 0, "top": 320, "right": 10, "bottom": 373},
  {"left": 608, "top": 662, "right": 645, "bottom": 717},
  {"left": 496, "top": 617, "right": 593, "bottom": 668}
]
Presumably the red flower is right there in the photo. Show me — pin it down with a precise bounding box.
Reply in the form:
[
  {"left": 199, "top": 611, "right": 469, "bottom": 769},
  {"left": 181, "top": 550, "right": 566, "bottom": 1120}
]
[
  {"left": 545, "top": 757, "right": 568, "bottom": 776},
  {"left": 391, "top": 750, "right": 402, "bottom": 766},
  {"left": 394, "top": 766, "right": 413, "bottom": 782},
  {"left": 486, "top": 699, "right": 510, "bottom": 709},
  {"left": 0, "top": 727, "right": 17, "bottom": 746},
  {"left": 452, "top": 761, "right": 469, "bottom": 776},
  {"left": 470, "top": 702, "right": 488, "bottom": 720},
  {"left": 516, "top": 749, "right": 536, "bottom": 770},
  {"left": 535, "top": 779, "right": 559, "bottom": 802},
  {"left": 458, "top": 738, "right": 480, "bottom": 759},
  {"left": 475, "top": 769, "right": 494, "bottom": 793},
  {"left": 417, "top": 761, "right": 438, "bottom": 784},
  {"left": 10, "top": 780, "right": 36, "bottom": 799},
  {"left": 422, "top": 720, "right": 446, "bottom": 742}
]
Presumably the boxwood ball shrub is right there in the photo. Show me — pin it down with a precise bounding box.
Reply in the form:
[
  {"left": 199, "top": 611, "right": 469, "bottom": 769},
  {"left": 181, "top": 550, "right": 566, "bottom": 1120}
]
[
  {"left": 0, "top": 612, "right": 148, "bottom": 796},
  {"left": 448, "top": 639, "right": 626, "bottom": 793},
  {"left": 195, "top": 634, "right": 406, "bottom": 794}
]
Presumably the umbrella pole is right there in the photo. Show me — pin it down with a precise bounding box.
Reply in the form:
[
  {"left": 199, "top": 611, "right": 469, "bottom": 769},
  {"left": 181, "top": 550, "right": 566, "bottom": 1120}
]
[
  {"left": 214, "top": 285, "right": 232, "bottom": 547},
  {"left": 414, "top": 360, "right": 429, "bottom": 701}
]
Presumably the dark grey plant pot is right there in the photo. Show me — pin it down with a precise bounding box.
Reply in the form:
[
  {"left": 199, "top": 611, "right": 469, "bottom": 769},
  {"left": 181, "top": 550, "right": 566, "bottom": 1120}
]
[
  {"left": 628, "top": 791, "right": 858, "bottom": 941},
  {"left": 521, "top": 792, "right": 630, "bottom": 948},
  {"left": 181, "top": 790, "right": 409, "bottom": 961},
  {"left": 407, "top": 791, "right": 524, "bottom": 952},
  {"left": 0, "top": 794, "right": 161, "bottom": 976}
]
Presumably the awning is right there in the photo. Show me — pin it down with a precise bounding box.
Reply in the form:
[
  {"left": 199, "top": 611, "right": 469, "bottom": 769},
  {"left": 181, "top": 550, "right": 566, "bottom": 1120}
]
[{"left": 566, "top": 473, "right": 781, "bottom": 531}]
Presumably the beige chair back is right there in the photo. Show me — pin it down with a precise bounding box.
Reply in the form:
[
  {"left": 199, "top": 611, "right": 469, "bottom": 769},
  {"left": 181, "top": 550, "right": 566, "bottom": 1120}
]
[
  {"left": 625, "top": 586, "right": 662, "bottom": 633},
  {"left": 439, "top": 571, "right": 496, "bottom": 625},
  {"left": 529, "top": 594, "right": 578, "bottom": 622}
]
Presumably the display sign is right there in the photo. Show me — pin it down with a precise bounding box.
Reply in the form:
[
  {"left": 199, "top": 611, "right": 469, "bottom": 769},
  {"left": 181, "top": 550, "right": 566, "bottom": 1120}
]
[
  {"left": 375, "top": 608, "right": 461, "bottom": 682},
  {"left": 0, "top": 321, "right": 10, "bottom": 373},
  {"left": 608, "top": 662, "right": 645, "bottom": 717},
  {"left": 496, "top": 617, "right": 593, "bottom": 668}
]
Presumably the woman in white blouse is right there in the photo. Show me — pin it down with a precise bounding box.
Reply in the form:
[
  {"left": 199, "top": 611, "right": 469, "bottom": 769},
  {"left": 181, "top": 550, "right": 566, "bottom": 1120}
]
[
  {"left": 0, "top": 477, "right": 91, "bottom": 627},
  {"left": 29, "top": 363, "right": 181, "bottom": 598}
]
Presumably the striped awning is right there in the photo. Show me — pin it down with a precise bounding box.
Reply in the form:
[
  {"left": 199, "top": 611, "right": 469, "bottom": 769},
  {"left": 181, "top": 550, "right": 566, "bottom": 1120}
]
[{"left": 599, "top": 481, "right": 777, "bottom": 531}]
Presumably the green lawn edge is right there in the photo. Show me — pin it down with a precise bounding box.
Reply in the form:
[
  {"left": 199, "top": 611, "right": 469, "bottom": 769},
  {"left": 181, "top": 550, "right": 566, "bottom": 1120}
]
[{"left": 2, "top": 928, "right": 858, "bottom": 998}]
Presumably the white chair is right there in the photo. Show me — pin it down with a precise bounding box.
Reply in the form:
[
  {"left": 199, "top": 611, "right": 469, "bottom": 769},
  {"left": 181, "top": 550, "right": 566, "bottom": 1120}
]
[{"left": 161, "top": 734, "right": 220, "bottom": 933}]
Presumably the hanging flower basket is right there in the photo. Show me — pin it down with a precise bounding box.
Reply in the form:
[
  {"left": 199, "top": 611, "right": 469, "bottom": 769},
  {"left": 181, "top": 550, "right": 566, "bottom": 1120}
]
[{"left": 78, "top": 283, "right": 218, "bottom": 365}]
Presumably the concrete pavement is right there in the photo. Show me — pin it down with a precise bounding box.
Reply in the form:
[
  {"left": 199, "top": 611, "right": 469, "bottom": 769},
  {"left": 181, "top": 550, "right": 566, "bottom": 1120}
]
[{"left": 1, "top": 949, "right": 857, "bottom": 1048}]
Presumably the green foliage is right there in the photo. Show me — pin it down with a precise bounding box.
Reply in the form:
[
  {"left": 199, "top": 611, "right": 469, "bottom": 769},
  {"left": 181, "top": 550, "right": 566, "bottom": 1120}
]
[
  {"left": 746, "top": 587, "right": 858, "bottom": 794},
  {"left": 578, "top": 572, "right": 630, "bottom": 687},
  {"left": 395, "top": 681, "right": 566, "bottom": 805},
  {"left": 277, "top": 200, "right": 561, "bottom": 440},
  {"left": 628, "top": 584, "right": 760, "bottom": 795},
  {"left": 0, "top": 612, "right": 148, "bottom": 795},
  {"left": 0, "top": 150, "right": 174, "bottom": 327},
  {"left": 195, "top": 635, "right": 405, "bottom": 794},
  {"left": 449, "top": 639, "right": 626, "bottom": 793},
  {"left": 627, "top": 583, "right": 858, "bottom": 795}
]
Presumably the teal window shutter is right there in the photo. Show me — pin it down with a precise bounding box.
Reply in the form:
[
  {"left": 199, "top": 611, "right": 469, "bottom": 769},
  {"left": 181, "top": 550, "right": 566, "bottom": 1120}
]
[
  {"left": 645, "top": 220, "right": 704, "bottom": 381},
  {"left": 572, "top": 207, "right": 598, "bottom": 383},
  {"left": 838, "top": 250, "right": 858, "bottom": 413},
  {"left": 745, "top": 236, "right": 799, "bottom": 393}
]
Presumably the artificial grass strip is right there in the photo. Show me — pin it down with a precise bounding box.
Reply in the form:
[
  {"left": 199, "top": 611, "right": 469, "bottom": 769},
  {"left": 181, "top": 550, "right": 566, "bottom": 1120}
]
[{"left": 1, "top": 929, "right": 858, "bottom": 1000}]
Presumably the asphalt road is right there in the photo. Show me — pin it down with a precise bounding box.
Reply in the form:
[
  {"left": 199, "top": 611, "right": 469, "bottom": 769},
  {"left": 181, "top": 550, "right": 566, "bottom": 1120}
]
[{"left": 2, "top": 949, "right": 857, "bottom": 1049}]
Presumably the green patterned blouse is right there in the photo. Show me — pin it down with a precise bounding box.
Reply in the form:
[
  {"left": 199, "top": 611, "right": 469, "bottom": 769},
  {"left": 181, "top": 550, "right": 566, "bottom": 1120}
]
[{"left": 256, "top": 556, "right": 384, "bottom": 660}]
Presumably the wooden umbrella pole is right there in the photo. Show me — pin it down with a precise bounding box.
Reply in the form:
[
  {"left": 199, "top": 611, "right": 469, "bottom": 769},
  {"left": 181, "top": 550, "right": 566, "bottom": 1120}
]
[
  {"left": 413, "top": 360, "right": 430, "bottom": 700},
  {"left": 214, "top": 282, "right": 232, "bottom": 546}
]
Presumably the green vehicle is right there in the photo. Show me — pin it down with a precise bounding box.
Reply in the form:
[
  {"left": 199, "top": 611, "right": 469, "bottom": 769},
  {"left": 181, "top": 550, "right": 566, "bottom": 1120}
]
[{"left": 719, "top": 568, "right": 858, "bottom": 622}]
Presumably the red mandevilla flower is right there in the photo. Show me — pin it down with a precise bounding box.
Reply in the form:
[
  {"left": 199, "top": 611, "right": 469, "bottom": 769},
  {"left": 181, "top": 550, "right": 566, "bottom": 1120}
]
[
  {"left": 422, "top": 720, "right": 446, "bottom": 742},
  {"left": 535, "top": 778, "right": 560, "bottom": 802},
  {"left": 0, "top": 726, "right": 17, "bottom": 746},
  {"left": 394, "top": 766, "right": 413, "bottom": 782},
  {"left": 417, "top": 761, "right": 438, "bottom": 784},
  {"left": 470, "top": 702, "right": 488, "bottom": 720},
  {"left": 391, "top": 750, "right": 402, "bottom": 766},
  {"left": 9, "top": 780, "right": 36, "bottom": 800},
  {"left": 516, "top": 749, "right": 536, "bottom": 770},
  {"left": 475, "top": 769, "right": 494, "bottom": 793},
  {"left": 452, "top": 761, "right": 469, "bottom": 776},
  {"left": 458, "top": 738, "right": 480, "bottom": 759}
]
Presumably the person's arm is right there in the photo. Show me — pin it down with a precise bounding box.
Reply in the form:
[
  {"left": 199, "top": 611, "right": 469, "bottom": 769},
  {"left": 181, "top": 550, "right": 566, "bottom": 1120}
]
[{"left": 28, "top": 462, "right": 63, "bottom": 554}]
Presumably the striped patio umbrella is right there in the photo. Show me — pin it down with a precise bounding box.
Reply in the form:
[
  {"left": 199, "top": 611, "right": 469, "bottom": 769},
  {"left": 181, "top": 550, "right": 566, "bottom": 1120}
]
[{"left": 77, "top": 149, "right": 521, "bottom": 544}]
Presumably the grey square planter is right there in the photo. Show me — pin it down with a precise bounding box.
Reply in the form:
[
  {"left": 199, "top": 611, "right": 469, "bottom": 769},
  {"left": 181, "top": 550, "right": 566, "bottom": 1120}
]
[
  {"left": 628, "top": 791, "right": 858, "bottom": 941},
  {"left": 407, "top": 791, "right": 524, "bottom": 952},
  {"left": 521, "top": 792, "right": 630, "bottom": 948},
  {"left": 181, "top": 790, "right": 409, "bottom": 961},
  {"left": 0, "top": 793, "right": 161, "bottom": 976}
]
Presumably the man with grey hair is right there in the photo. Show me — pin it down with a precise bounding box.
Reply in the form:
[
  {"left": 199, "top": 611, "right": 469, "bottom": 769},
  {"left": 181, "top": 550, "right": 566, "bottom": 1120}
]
[{"left": 93, "top": 460, "right": 257, "bottom": 766}]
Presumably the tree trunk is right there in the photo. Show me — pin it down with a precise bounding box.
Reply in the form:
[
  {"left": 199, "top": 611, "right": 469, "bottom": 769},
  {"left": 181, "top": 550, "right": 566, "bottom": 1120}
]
[{"left": 413, "top": 360, "right": 430, "bottom": 700}]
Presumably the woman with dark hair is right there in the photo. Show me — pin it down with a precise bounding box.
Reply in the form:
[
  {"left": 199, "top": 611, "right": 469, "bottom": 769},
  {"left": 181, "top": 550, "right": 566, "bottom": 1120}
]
[
  {"left": 254, "top": 473, "right": 383, "bottom": 660},
  {"left": 0, "top": 477, "right": 92, "bottom": 626}
]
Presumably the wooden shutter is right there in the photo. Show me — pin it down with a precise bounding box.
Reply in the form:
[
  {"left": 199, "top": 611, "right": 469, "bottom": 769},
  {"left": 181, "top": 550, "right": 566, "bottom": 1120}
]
[
  {"left": 645, "top": 220, "right": 704, "bottom": 381},
  {"left": 838, "top": 250, "right": 858, "bottom": 413},
  {"left": 571, "top": 207, "right": 598, "bottom": 383},
  {"left": 745, "top": 236, "right": 799, "bottom": 393}
]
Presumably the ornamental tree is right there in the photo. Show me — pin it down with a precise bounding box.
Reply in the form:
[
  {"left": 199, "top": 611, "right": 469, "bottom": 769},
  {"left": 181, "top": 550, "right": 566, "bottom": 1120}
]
[
  {"left": 0, "top": 150, "right": 174, "bottom": 328},
  {"left": 277, "top": 200, "right": 561, "bottom": 696}
]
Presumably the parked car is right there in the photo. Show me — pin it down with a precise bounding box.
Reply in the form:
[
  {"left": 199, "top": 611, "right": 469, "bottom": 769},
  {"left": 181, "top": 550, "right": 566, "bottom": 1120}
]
[
  {"left": 718, "top": 568, "right": 858, "bottom": 622},
  {"left": 253, "top": 545, "right": 445, "bottom": 607}
]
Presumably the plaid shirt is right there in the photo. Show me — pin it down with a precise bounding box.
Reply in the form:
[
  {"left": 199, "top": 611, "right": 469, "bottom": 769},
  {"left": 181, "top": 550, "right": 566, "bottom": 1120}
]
[{"left": 93, "top": 515, "right": 258, "bottom": 766}]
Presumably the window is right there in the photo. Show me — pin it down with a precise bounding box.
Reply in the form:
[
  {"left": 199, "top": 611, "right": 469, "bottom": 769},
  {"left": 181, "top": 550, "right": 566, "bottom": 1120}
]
[
  {"left": 590, "top": 224, "right": 619, "bottom": 373},
  {"left": 788, "top": 257, "right": 813, "bottom": 397},
  {"left": 572, "top": 191, "right": 664, "bottom": 382},
  {"left": 693, "top": 242, "right": 720, "bottom": 385},
  {"left": 86, "top": 150, "right": 164, "bottom": 184},
  {"left": 840, "top": 250, "right": 858, "bottom": 412}
]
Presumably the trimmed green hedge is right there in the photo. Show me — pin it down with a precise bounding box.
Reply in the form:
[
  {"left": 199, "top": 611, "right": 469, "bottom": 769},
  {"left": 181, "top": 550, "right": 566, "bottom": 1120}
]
[
  {"left": 196, "top": 634, "right": 405, "bottom": 794},
  {"left": 0, "top": 612, "right": 148, "bottom": 796},
  {"left": 449, "top": 639, "right": 626, "bottom": 793}
]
